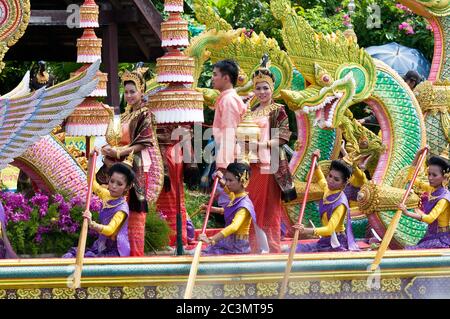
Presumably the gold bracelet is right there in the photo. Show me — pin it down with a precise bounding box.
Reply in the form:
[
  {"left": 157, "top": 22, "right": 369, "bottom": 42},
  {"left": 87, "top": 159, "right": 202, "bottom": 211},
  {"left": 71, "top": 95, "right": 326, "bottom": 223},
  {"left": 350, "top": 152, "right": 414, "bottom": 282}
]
[{"left": 209, "top": 237, "right": 216, "bottom": 246}]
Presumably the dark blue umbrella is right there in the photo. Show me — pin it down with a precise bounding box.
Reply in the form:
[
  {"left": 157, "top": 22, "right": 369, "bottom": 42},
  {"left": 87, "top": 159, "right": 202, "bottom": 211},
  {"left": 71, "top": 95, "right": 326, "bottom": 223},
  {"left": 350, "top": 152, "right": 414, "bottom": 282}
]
[{"left": 365, "top": 42, "right": 430, "bottom": 80}]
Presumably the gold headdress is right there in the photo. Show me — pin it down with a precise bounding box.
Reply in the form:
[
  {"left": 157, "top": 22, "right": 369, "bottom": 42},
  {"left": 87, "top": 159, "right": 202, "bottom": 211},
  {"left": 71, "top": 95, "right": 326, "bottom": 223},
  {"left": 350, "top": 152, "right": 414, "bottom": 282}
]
[
  {"left": 252, "top": 53, "right": 275, "bottom": 91},
  {"left": 121, "top": 63, "right": 148, "bottom": 93},
  {"left": 226, "top": 160, "right": 251, "bottom": 206}
]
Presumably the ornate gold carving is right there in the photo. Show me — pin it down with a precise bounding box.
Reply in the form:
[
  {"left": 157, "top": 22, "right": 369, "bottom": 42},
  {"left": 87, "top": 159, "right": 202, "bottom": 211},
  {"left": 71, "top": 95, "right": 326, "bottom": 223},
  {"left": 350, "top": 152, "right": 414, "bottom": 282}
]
[
  {"left": 192, "top": 285, "right": 214, "bottom": 299},
  {"left": 256, "top": 282, "right": 279, "bottom": 297},
  {"left": 161, "top": 13, "right": 189, "bottom": 43},
  {"left": 76, "top": 29, "right": 102, "bottom": 58},
  {"left": 358, "top": 182, "right": 420, "bottom": 214},
  {"left": 52, "top": 288, "right": 76, "bottom": 299},
  {"left": 0, "top": 0, "right": 31, "bottom": 47},
  {"left": 149, "top": 89, "right": 204, "bottom": 110},
  {"left": 0, "top": 289, "right": 6, "bottom": 299},
  {"left": 17, "top": 288, "right": 41, "bottom": 299},
  {"left": 156, "top": 285, "right": 180, "bottom": 299},
  {"left": 223, "top": 284, "right": 246, "bottom": 298},
  {"left": 288, "top": 281, "right": 311, "bottom": 296},
  {"left": 156, "top": 56, "right": 195, "bottom": 76},
  {"left": 381, "top": 278, "right": 402, "bottom": 292},
  {"left": 122, "top": 286, "right": 145, "bottom": 299},
  {"left": 351, "top": 279, "right": 370, "bottom": 293},
  {"left": 87, "top": 287, "right": 111, "bottom": 299},
  {"left": 319, "top": 280, "right": 341, "bottom": 295},
  {"left": 415, "top": 80, "right": 450, "bottom": 115}
]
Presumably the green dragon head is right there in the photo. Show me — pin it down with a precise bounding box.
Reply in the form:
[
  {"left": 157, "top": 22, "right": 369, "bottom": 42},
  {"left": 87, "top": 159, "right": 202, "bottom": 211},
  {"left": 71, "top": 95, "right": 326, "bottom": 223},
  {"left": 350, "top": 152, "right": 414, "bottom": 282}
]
[
  {"left": 282, "top": 65, "right": 356, "bottom": 129},
  {"left": 272, "top": 0, "right": 377, "bottom": 125}
]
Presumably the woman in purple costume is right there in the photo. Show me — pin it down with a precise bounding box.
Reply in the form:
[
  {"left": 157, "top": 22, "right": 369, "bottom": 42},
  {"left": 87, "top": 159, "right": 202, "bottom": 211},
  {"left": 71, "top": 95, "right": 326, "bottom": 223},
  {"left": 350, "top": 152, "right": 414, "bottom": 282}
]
[
  {"left": 294, "top": 150, "right": 359, "bottom": 252},
  {"left": 198, "top": 162, "right": 269, "bottom": 255},
  {"left": 398, "top": 151, "right": 450, "bottom": 249},
  {"left": 63, "top": 162, "right": 134, "bottom": 258}
]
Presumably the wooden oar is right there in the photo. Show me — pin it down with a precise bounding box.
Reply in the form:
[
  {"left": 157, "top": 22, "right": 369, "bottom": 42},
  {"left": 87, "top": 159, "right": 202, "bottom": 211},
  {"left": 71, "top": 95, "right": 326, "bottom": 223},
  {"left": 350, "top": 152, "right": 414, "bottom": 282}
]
[
  {"left": 72, "top": 151, "right": 98, "bottom": 289},
  {"left": 184, "top": 176, "right": 220, "bottom": 299},
  {"left": 189, "top": 205, "right": 205, "bottom": 219},
  {"left": 279, "top": 153, "right": 319, "bottom": 299},
  {"left": 369, "top": 146, "right": 429, "bottom": 271}
]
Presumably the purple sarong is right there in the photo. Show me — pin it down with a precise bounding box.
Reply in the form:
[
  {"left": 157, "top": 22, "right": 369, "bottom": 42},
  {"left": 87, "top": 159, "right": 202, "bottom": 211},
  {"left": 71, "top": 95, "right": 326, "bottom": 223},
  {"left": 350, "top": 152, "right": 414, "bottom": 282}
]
[
  {"left": 203, "top": 192, "right": 269, "bottom": 255},
  {"left": 296, "top": 190, "right": 358, "bottom": 253},
  {"left": 296, "top": 233, "right": 348, "bottom": 252},
  {"left": 406, "top": 187, "right": 450, "bottom": 250},
  {"left": 63, "top": 197, "right": 130, "bottom": 258}
]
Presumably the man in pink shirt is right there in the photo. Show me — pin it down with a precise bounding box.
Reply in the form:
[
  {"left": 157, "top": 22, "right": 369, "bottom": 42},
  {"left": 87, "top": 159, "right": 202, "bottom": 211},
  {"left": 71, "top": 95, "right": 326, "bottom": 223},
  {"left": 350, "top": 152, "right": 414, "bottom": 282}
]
[{"left": 210, "top": 60, "right": 247, "bottom": 171}]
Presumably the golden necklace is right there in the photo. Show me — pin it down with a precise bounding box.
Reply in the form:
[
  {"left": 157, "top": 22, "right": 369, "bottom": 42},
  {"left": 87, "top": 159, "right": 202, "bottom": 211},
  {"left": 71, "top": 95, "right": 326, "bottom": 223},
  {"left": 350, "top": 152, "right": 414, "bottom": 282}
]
[
  {"left": 121, "top": 105, "right": 146, "bottom": 123},
  {"left": 250, "top": 102, "right": 280, "bottom": 118}
]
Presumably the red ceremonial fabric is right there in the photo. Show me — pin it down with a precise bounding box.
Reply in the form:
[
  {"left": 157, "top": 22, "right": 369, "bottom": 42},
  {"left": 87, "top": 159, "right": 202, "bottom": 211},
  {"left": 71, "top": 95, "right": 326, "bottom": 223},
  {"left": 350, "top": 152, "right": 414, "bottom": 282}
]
[
  {"left": 247, "top": 164, "right": 282, "bottom": 253},
  {"left": 156, "top": 144, "right": 187, "bottom": 246},
  {"left": 128, "top": 211, "right": 146, "bottom": 256}
]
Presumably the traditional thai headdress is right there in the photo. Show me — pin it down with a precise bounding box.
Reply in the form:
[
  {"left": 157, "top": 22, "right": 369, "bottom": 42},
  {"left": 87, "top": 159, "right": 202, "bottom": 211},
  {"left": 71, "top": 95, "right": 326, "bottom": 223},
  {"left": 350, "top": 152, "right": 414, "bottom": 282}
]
[
  {"left": 121, "top": 62, "right": 148, "bottom": 93},
  {"left": 252, "top": 53, "right": 275, "bottom": 91},
  {"left": 226, "top": 160, "right": 251, "bottom": 206}
]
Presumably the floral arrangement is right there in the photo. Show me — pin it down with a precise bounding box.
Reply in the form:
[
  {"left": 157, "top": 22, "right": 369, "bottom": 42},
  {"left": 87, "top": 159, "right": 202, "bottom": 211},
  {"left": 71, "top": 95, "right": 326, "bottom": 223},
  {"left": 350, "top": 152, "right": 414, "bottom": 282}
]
[
  {"left": 1, "top": 189, "right": 174, "bottom": 256},
  {"left": 1, "top": 191, "right": 102, "bottom": 256}
]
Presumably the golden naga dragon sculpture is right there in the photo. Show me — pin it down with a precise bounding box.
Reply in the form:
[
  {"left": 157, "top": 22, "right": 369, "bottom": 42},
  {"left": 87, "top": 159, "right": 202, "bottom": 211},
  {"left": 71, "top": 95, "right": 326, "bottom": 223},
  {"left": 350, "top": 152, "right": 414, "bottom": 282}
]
[{"left": 186, "top": 0, "right": 448, "bottom": 248}]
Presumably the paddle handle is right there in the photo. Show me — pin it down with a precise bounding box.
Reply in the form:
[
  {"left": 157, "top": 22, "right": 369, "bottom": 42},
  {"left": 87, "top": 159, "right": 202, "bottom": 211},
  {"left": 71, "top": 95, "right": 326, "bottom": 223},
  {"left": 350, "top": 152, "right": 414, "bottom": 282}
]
[
  {"left": 279, "top": 153, "right": 318, "bottom": 299},
  {"left": 297, "top": 154, "right": 319, "bottom": 225},
  {"left": 184, "top": 176, "right": 220, "bottom": 299},
  {"left": 370, "top": 147, "right": 428, "bottom": 271},
  {"left": 183, "top": 242, "right": 203, "bottom": 299},
  {"left": 73, "top": 151, "right": 98, "bottom": 289},
  {"left": 201, "top": 176, "right": 220, "bottom": 234}
]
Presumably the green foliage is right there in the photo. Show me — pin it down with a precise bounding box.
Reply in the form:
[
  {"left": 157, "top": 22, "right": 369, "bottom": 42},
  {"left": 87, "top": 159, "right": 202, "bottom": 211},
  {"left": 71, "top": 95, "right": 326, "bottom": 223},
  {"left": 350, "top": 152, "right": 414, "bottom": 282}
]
[
  {"left": 145, "top": 206, "right": 172, "bottom": 252},
  {"left": 346, "top": 0, "right": 434, "bottom": 60},
  {"left": 185, "top": 189, "right": 224, "bottom": 229},
  {"left": 5, "top": 197, "right": 97, "bottom": 256},
  {"left": 180, "top": 0, "right": 433, "bottom": 61}
]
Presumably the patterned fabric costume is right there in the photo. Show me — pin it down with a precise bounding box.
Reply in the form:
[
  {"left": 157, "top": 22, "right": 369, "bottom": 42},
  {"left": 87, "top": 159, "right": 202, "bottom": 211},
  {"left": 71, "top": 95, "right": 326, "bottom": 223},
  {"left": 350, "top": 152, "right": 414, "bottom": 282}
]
[
  {"left": 156, "top": 124, "right": 188, "bottom": 246},
  {"left": 247, "top": 102, "right": 292, "bottom": 253},
  {"left": 203, "top": 190, "right": 269, "bottom": 255},
  {"left": 296, "top": 166, "right": 358, "bottom": 252},
  {"left": 97, "top": 107, "right": 161, "bottom": 256},
  {"left": 406, "top": 182, "right": 450, "bottom": 249},
  {"left": 63, "top": 182, "right": 130, "bottom": 258}
]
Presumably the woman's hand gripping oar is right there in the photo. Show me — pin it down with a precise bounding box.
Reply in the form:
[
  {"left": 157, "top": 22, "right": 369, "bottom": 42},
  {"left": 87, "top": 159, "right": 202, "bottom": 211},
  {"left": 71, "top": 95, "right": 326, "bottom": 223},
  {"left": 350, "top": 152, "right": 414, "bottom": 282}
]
[
  {"left": 369, "top": 146, "right": 429, "bottom": 271},
  {"left": 184, "top": 175, "right": 221, "bottom": 299},
  {"left": 72, "top": 150, "right": 98, "bottom": 289},
  {"left": 279, "top": 152, "right": 319, "bottom": 299}
]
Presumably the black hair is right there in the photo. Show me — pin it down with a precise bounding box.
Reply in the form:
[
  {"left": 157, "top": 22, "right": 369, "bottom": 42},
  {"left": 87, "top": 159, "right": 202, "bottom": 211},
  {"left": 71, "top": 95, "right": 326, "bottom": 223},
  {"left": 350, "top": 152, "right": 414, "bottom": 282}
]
[
  {"left": 403, "top": 70, "right": 422, "bottom": 84},
  {"left": 213, "top": 59, "right": 239, "bottom": 87},
  {"left": 226, "top": 161, "right": 251, "bottom": 180},
  {"left": 427, "top": 156, "right": 450, "bottom": 175},
  {"left": 252, "top": 67, "right": 276, "bottom": 83},
  {"left": 108, "top": 163, "right": 135, "bottom": 186},
  {"left": 330, "top": 160, "right": 352, "bottom": 181}
]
